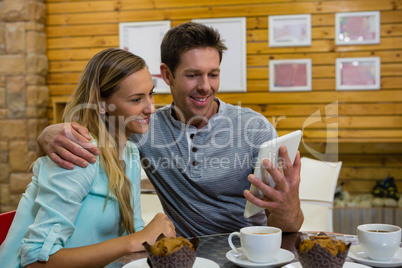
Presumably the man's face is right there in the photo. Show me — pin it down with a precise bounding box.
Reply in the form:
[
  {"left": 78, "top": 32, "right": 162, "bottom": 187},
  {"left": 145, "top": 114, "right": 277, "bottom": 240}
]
[{"left": 168, "top": 47, "right": 220, "bottom": 126}]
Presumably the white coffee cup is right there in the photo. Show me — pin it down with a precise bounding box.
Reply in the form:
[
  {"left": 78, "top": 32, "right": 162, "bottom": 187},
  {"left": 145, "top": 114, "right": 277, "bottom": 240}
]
[
  {"left": 228, "top": 226, "right": 282, "bottom": 263},
  {"left": 357, "top": 223, "right": 401, "bottom": 261}
]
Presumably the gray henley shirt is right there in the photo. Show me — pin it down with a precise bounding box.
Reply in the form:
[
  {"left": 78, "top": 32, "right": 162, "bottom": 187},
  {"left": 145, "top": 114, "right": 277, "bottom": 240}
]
[{"left": 131, "top": 99, "right": 278, "bottom": 237}]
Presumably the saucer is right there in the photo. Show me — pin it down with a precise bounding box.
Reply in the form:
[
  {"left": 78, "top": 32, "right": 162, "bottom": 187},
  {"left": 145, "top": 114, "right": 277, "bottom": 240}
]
[
  {"left": 122, "top": 257, "right": 219, "bottom": 268},
  {"left": 226, "top": 248, "right": 294, "bottom": 267},
  {"left": 348, "top": 245, "right": 402, "bottom": 268},
  {"left": 282, "top": 261, "right": 370, "bottom": 268}
]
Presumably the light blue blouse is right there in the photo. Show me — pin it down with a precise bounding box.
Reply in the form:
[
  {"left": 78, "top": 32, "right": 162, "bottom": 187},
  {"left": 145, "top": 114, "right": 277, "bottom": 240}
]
[{"left": 0, "top": 140, "right": 144, "bottom": 267}]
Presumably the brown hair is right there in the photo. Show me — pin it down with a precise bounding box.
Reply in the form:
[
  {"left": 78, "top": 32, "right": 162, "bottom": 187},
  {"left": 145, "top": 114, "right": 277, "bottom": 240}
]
[{"left": 161, "top": 22, "right": 227, "bottom": 76}]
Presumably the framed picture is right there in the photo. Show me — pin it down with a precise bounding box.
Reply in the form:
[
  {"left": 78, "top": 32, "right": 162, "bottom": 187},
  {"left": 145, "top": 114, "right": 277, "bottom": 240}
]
[
  {"left": 269, "top": 59, "right": 312, "bottom": 92},
  {"left": 119, "top": 21, "right": 171, "bottom": 94},
  {"left": 269, "top": 14, "right": 311, "bottom": 47},
  {"left": 336, "top": 57, "right": 381, "bottom": 90},
  {"left": 335, "top": 11, "right": 380, "bottom": 45},
  {"left": 192, "top": 17, "right": 247, "bottom": 92}
]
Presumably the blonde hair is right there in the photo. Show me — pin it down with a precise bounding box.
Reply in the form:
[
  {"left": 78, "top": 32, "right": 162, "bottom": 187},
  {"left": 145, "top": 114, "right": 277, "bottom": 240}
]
[{"left": 63, "top": 48, "right": 147, "bottom": 234}]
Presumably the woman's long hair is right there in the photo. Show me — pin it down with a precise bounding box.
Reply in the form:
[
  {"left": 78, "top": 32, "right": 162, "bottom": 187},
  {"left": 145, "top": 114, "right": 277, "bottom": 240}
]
[{"left": 63, "top": 48, "right": 146, "bottom": 234}]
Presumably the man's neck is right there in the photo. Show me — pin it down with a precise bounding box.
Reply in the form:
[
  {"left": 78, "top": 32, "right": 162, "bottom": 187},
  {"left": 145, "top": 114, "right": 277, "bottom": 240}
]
[{"left": 173, "top": 99, "right": 219, "bottom": 129}]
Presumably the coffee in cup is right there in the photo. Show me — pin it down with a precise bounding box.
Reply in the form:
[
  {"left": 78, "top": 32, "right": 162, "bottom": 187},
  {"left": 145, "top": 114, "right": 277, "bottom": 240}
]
[
  {"left": 228, "top": 226, "right": 282, "bottom": 263},
  {"left": 357, "top": 223, "right": 401, "bottom": 261}
]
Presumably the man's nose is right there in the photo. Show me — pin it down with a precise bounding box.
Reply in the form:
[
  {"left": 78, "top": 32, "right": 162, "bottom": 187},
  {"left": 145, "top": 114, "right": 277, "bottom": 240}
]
[{"left": 197, "top": 75, "right": 210, "bottom": 90}]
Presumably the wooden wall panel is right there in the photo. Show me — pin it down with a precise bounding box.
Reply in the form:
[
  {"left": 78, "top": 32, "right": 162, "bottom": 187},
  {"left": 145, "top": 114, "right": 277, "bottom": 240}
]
[{"left": 44, "top": 0, "right": 402, "bottom": 194}]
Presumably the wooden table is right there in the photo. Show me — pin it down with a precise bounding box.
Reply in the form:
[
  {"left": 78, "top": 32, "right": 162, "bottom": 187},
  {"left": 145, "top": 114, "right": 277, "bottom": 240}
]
[{"left": 105, "top": 232, "right": 362, "bottom": 267}]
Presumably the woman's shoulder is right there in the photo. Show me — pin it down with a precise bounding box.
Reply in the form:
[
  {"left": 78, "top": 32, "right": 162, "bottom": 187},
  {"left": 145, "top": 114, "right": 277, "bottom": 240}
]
[{"left": 33, "top": 154, "right": 99, "bottom": 179}]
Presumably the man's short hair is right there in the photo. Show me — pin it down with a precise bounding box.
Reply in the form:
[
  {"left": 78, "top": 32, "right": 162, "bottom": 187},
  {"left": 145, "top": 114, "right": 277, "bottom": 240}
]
[{"left": 161, "top": 22, "right": 227, "bottom": 76}]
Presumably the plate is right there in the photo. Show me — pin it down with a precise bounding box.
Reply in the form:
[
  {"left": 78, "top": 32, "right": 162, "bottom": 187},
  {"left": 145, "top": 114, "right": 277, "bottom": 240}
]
[
  {"left": 282, "top": 261, "right": 370, "bottom": 268},
  {"left": 122, "top": 257, "right": 219, "bottom": 268},
  {"left": 226, "top": 248, "right": 294, "bottom": 267},
  {"left": 348, "top": 245, "right": 402, "bottom": 268}
]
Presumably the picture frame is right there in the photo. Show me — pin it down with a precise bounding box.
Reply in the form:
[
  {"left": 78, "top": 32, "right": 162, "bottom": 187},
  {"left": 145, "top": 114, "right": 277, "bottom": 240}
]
[
  {"left": 269, "top": 59, "right": 312, "bottom": 92},
  {"left": 336, "top": 57, "right": 381, "bottom": 90},
  {"left": 335, "top": 11, "right": 380, "bottom": 45},
  {"left": 269, "top": 14, "right": 311, "bottom": 47},
  {"left": 119, "top": 20, "right": 171, "bottom": 94},
  {"left": 192, "top": 17, "right": 247, "bottom": 92}
]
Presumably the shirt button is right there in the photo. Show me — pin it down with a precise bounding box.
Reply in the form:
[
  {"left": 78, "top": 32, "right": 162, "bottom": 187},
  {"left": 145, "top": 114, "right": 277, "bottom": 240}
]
[
  {"left": 54, "top": 227, "right": 60, "bottom": 233},
  {"left": 193, "top": 160, "right": 198, "bottom": 166},
  {"left": 192, "top": 147, "right": 198, "bottom": 152},
  {"left": 190, "top": 134, "right": 195, "bottom": 139}
]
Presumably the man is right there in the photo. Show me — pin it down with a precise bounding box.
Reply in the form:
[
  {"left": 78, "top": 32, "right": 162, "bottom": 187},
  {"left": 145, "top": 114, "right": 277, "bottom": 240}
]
[{"left": 38, "top": 22, "right": 304, "bottom": 237}]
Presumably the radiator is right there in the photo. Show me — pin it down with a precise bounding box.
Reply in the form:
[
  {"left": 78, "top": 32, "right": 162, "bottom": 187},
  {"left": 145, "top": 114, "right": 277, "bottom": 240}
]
[{"left": 333, "top": 207, "right": 402, "bottom": 235}]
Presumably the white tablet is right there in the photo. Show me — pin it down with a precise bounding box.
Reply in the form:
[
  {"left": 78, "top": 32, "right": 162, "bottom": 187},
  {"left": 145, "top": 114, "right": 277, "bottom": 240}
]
[{"left": 244, "top": 130, "right": 302, "bottom": 218}]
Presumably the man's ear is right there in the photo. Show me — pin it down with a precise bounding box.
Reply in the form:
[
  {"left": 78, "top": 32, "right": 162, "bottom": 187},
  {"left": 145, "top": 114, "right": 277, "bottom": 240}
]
[{"left": 160, "top": 63, "right": 173, "bottom": 86}]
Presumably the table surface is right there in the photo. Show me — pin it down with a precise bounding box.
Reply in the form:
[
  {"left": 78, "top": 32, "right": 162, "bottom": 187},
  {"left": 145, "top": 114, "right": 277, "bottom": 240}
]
[{"left": 105, "top": 232, "right": 363, "bottom": 268}]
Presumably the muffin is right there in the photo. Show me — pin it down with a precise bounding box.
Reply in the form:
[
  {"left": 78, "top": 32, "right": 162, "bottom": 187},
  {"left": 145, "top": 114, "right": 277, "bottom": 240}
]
[
  {"left": 296, "top": 232, "right": 351, "bottom": 268},
  {"left": 143, "top": 235, "right": 199, "bottom": 268}
]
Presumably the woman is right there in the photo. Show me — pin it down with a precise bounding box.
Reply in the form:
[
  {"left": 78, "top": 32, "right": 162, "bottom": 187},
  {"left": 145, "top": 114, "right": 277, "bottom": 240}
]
[{"left": 0, "top": 48, "right": 176, "bottom": 267}]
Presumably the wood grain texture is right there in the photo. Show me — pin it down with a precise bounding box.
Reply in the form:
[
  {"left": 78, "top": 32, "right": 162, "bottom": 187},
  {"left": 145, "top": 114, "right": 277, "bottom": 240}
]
[{"left": 44, "top": 0, "right": 402, "bottom": 194}]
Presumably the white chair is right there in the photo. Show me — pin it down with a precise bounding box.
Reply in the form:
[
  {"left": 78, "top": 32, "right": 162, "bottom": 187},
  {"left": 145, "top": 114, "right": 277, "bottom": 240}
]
[
  {"left": 299, "top": 157, "right": 342, "bottom": 232},
  {"left": 140, "top": 193, "right": 164, "bottom": 226},
  {"left": 139, "top": 168, "right": 164, "bottom": 226}
]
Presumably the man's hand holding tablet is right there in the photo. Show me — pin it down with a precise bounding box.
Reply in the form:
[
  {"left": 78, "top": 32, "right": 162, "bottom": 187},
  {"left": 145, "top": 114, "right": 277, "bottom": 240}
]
[{"left": 243, "top": 130, "right": 304, "bottom": 232}]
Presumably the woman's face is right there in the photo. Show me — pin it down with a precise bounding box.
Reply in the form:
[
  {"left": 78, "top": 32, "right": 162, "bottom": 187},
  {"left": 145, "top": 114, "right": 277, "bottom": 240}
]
[{"left": 104, "top": 67, "right": 155, "bottom": 137}]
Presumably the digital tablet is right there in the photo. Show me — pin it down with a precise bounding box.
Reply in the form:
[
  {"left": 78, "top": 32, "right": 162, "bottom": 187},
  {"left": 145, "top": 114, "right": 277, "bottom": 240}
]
[{"left": 244, "top": 130, "right": 302, "bottom": 218}]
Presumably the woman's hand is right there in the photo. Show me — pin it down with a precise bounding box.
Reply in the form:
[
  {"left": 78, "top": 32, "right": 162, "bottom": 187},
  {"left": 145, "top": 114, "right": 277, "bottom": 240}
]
[
  {"left": 143, "top": 213, "right": 176, "bottom": 244},
  {"left": 25, "top": 214, "right": 176, "bottom": 268},
  {"left": 129, "top": 213, "right": 176, "bottom": 252}
]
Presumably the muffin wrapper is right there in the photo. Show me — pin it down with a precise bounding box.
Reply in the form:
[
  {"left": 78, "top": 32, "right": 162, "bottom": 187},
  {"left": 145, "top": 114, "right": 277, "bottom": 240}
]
[
  {"left": 143, "top": 235, "right": 199, "bottom": 268},
  {"left": 296, "top": 234, "right": 351, "bottom": 268}
]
